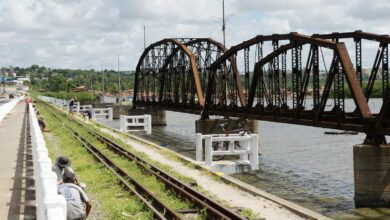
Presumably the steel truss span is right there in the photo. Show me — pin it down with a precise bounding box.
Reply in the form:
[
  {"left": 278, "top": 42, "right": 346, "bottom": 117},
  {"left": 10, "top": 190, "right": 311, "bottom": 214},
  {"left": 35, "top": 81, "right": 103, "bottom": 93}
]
[{"left": 133, "top": 31, "right": 390, "bottom": 144}]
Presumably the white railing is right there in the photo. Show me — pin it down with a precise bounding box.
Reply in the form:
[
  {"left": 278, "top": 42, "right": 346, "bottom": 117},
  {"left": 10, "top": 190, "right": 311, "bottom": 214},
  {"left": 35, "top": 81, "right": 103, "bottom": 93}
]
[
  {"left": 71, "top": 102, "right": 80, "bottom": 113},
  {"left": 196, "top": 133, "right": 259, "bottom": 170},
  {"left": 79, "top": 105, "right": 92, "bottom": 112},
  {"left": 120, "top": 115, "right": 152, "bottom": 134},
  {"left": 0, "top": 96, "right": 24, "bottom": 122},
  {"left": 40, "top": 96, "right": 84, "bottom": 114},
  {"left": 40, "top": 96, "right": 68, "bottom": 110},
  {"left": 29, "top": 103, "right": 67, "bottom": 220},
  {"left": 92, "top": 108, "right": 113, "bottom": 121}
]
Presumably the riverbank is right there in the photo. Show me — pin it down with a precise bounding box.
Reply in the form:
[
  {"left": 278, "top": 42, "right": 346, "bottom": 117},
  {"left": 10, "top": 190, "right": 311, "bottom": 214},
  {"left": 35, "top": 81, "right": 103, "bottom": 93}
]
[
  {"left": 86, "top": 118, "right": 331, "bottom": 220},
  {"left": 39, "top": 99, "right": 333, "bottom": 219}
]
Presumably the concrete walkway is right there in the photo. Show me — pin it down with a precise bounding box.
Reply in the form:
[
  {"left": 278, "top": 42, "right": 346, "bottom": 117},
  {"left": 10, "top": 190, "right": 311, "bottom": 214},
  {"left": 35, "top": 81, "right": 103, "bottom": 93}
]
[{"left": 0, "top": 102, "right": 35, "bottom": 219}]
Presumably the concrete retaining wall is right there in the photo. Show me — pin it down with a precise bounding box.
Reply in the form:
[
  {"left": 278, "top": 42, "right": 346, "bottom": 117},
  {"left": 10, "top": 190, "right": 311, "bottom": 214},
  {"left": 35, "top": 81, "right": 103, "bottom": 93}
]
[
  {"left": 29, "top": 103, "right": 67, "bottom": 220},
  {"left": 0, "top": 96, "right": 24, "bottom": 122}
]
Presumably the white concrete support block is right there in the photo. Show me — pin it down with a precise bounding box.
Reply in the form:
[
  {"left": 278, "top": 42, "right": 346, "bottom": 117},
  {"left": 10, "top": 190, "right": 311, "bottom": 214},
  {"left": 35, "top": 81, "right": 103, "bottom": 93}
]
[
  {"left": 119, "top": 114, "right": 152, "bottom": 134},
  {"left": 250, "top": 134, "right": 259, "bottom": 170},
  {"left": 119, "top": 115, "right": 126, "bottom": 131},
  {"left": 79, "top": 105, "right": 92, "bottom": 112},
  {"left": 71, "top": 102, "right": 80, "bottom": 113},
  {"left": 205, "top": 135, "right": 213, "bottom": 166},
  {"left": 195, "top": 133, "right": 203, "bottom": 161},
  {"left": 108, "top": 108, "right": 113, "bottom": 121},
  {"left": 92, "top": 108, "right": 113, "bottom": 121},
  {"left": 196, "top": 133, "right": 260, "bottom": 170},
  {"left": 144, "top": 114, "right": 152, "bottom": 135}
]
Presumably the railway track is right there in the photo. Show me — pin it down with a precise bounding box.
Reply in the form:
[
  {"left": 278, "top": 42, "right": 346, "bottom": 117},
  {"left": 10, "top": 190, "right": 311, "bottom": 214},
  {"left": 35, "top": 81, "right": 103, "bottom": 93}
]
[{"left": 39, "top": 100, "right": 246, "bottom": 220}]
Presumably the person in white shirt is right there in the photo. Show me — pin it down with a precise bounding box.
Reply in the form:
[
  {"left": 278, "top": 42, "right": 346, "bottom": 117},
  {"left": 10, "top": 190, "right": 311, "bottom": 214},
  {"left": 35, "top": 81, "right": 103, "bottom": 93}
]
[{"left": 58, "top": 170, "right": 92, "bottom": 220}]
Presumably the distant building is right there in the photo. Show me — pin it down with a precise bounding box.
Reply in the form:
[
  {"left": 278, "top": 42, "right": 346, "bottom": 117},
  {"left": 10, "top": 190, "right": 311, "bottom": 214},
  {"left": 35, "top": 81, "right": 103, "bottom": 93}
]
[{"left": 72, "top": 86, "right": 88, "bottom": 92}]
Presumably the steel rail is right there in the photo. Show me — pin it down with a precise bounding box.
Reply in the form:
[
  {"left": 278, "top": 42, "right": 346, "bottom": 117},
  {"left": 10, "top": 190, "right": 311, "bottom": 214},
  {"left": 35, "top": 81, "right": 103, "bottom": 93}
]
[
  {"left": 41, "top": 100, "right": 246, "bottom": 220},
  {"left": 72, "top": 120, "right": 243, "bottom": 219},
  {"left": 44, "top": 105, "right": 180, "bottom": 220}
]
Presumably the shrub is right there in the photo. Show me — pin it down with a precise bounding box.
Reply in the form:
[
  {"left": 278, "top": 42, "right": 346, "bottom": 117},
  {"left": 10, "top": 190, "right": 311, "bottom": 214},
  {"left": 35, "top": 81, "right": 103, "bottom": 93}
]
[{"left": 43, "top": 91, "right": 100, "bottom": 102}]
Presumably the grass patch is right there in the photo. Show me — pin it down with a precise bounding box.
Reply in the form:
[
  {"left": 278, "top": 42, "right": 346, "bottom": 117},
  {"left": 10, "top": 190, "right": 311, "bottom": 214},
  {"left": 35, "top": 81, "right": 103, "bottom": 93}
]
[
  {"left": 38, "top": 101, "right": 264, "bottom": 219},
  {"left": 37, "top": 102, "right": 205, "bottom": 219},
  {"left": 37, "top": 104, "right": 153, "bottom": 219},
  {"left": 240, "top": 208, "right": 259, "bottom": 220}
]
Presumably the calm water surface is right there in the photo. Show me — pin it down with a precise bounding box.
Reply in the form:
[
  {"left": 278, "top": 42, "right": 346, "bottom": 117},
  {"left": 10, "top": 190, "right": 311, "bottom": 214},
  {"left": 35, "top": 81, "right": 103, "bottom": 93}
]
[{"left": 103, "top": 99, "right": 390, "bottom": 219}]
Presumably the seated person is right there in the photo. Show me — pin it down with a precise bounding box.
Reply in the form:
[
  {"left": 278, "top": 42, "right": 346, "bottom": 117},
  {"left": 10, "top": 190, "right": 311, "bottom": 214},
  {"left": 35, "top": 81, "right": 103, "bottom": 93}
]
[
  {"left": 82, "top": 110, "right": 92, "bottom": 121},
  {"left": 52, "top": 156, "right": 78, "bottom": 184},
  {"left": 58, "top": 170, "right": 92, "bottom": 220},
  {"left": 38, "top": 117, "right": 49, "bottom": 132}
]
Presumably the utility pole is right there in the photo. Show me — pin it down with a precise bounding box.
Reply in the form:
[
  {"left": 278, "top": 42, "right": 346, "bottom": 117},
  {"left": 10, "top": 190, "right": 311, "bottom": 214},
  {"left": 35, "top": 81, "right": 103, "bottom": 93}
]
[
  {"left": 144, "top": 25, "right": 146, "bottom": 49},
  {"left": 118, "top": 53, "right": 121, "bottom": 100},
  {"left": 222, "top": 0, "right": 226, "bottom": 48},
  {"left": 90, "top": 65, "right": 93, "bottom": 101},
  {"left": 1, "top": 70, "right": 5, "bottom": 94},
  {"left": 101, "top": 60, "right": 104, "bottom": 102}
]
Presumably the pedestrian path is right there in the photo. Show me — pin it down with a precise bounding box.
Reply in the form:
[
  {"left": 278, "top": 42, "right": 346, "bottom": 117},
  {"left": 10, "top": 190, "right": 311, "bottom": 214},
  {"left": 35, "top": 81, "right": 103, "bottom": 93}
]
[{"left": 0, "top": 102, "right": 35, "bottom": 219}]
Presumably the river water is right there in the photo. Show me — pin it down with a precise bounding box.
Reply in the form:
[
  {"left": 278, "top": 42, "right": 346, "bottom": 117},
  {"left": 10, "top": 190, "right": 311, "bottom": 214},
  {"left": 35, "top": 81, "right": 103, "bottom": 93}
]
[{"left": 102, "top": 98, "right": 390, "bottom": 219}]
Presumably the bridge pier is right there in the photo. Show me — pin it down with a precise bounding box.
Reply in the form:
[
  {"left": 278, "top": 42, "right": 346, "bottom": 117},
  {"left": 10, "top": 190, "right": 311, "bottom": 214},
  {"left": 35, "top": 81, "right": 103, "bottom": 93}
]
[
  {"left": 129, "top": 108, "right": 166, "bottom": 126},
  {"left": 195, "top": 118, "right": 259, "bottom": 134},
  {"left": 354, "top": 144, "right": 390, "bottom": 207}
]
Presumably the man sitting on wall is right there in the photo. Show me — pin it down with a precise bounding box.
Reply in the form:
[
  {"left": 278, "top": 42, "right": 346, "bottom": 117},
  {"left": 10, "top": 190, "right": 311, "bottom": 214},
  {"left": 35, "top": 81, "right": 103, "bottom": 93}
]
[{"left": 58, "top": 170, "right": 92, "bottom": 220}]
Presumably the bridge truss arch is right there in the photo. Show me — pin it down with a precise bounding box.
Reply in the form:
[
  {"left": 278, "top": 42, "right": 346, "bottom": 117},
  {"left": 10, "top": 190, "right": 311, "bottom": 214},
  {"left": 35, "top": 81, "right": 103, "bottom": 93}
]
[
  {"left": 132, "top": 31, "right": 389, "bottom": 144},
  {"left": 133, "top": 38, "right": 230, "bottom": 112},
  {"left": 205, "top": 32, "right": 388, "bottom": 143},
  {"left": 133, "top": 39, "right": 202, "bottom": 108}
]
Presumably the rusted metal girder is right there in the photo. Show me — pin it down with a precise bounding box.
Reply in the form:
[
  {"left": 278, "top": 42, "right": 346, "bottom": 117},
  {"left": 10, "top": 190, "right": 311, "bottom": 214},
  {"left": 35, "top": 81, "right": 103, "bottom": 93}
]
[
  {"left": 133, "top": 38, "right": 208, "bottom": 109},
  {"left": 249, "top": 35, "right": 371, "bottom": 120},
  {"left": 160, "top": 38, "right": 229, "bottom": 107},
  {"left": 133, "top": 31, "right": 389, "bottom": 143},
  {"left": 314, "top": 30, "right": 390, "bottom": 43}
]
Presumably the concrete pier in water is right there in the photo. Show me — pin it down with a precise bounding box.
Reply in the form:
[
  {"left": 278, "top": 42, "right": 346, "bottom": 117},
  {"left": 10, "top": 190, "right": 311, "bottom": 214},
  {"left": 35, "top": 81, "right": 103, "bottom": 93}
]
[
  {"left": 354, "top": 144, "right": 390, "bottom": 207},
  {"left": 129, "top": 108, "right": 167, "bottom": 126},
  {"left": 195, "top": 118, "right": 259, "bottom": 134}
]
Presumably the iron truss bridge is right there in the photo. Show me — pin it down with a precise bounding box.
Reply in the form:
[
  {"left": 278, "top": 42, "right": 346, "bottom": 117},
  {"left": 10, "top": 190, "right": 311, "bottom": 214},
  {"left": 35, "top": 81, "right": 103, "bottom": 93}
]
[{"left": 133, "top": 31, "right": 390, "bottom": 144}]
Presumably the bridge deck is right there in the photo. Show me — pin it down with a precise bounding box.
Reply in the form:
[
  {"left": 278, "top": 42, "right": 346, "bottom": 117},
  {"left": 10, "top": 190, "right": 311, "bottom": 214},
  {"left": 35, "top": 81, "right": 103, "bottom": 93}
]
[{"left": 0, "top": 102, "right": 35, "bottom": 219}]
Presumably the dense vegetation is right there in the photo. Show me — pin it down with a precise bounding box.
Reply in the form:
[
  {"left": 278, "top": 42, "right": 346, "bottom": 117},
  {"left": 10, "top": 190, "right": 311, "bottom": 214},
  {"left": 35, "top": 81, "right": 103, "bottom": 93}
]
[
  {"left": 8, "top": 65, "right": 134, "bottom": 98},
  {"left": 42, "top": 91, "right": 101, "bottom": 102},
  {"left": 242, "top": 71, "right": 386, "bottom": 98},
  {"left": 3, "top": 64, "right": 387, "bottom": 99}
]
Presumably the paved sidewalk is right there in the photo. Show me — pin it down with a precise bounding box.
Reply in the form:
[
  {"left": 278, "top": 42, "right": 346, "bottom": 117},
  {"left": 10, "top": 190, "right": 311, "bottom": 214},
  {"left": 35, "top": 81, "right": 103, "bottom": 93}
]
[{"left": 0, "top": 102, "right": 35, "bottom": 219}]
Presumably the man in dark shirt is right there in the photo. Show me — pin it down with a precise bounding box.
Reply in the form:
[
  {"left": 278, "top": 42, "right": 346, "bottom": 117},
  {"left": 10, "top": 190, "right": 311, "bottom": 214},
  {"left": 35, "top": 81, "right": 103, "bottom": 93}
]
[
  {"left": 69, "top": 98, "right": 75, "bottom": 114},
  {"left": 38, "top": 117, "right": 49, "bottom": 132}
]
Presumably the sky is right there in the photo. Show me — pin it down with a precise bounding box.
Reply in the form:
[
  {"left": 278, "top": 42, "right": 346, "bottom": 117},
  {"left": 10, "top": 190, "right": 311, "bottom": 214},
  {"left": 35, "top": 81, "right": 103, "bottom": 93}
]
[{"left": 0, "top": 0, "right": 389, "bottom": 70}]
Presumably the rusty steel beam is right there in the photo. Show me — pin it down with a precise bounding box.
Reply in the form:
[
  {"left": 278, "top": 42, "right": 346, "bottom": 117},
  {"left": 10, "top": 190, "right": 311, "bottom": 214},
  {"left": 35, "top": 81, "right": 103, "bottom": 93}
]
[
  {"left": 336, "top": 43, "right": 372, "bottom": 119},
  {"left": 250, "top": 35, "right": 372, "bottom": 121},
  {"left": 134, "top": 38, "right": 206, "bottom": 108},
  {"left": 314, "top": 30, "right": 390, "bottom": 43},
  {"left": 134, "top": 31, "right": 390, "bottom": 139},
  {"left": 161, "top": 39, "right": 226, "bottom": 106},
  {"left": 210, "top": 33, "right": 291, "bottom": 69}
]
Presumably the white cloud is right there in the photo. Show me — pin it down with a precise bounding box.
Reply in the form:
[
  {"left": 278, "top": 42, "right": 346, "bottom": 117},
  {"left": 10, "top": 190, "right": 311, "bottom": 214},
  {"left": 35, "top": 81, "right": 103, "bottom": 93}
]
[{"left": 0, "top": 0, "right": 388, "bottom": 70}]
